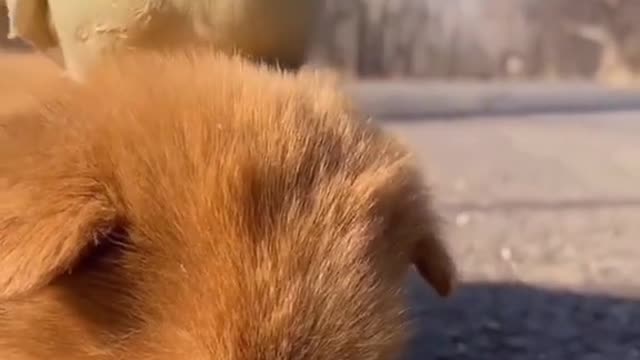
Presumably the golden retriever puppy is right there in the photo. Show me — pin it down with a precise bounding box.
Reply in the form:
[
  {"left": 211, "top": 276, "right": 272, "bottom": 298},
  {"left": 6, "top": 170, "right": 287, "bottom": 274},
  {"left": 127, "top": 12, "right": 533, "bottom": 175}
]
[
  {"left": 5, "top": 0, "right": 321, "bottom": 80},
  {"left": 0, "top": 49, "right": 456, "bottom": 359}
]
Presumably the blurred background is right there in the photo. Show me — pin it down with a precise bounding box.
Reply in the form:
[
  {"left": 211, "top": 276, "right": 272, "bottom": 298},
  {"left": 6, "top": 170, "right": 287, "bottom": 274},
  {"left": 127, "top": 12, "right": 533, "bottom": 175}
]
[
  {"left": 311, "top": 0, "right": 640, "bottom": 84},
  {"left": 2, "top": 1, "right": 640, "bottom": 359},
  {"left": 5, "top": 0, "right": 640, "bottom": 83}
]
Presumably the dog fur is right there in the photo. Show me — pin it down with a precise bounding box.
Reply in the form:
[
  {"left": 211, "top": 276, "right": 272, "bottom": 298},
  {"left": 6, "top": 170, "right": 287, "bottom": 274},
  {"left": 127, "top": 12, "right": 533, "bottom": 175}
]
[
  {"left": 0, "top": 52, "right": 62, "bottom": 116},
  {"left": 0, "top": 49, "right": 456, "bottom": 359}
]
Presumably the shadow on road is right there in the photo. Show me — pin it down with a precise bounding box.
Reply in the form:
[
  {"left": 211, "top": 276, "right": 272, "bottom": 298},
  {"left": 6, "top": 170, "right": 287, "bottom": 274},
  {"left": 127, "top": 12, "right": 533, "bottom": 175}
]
[{"left": 406, "top": 277, "right": 640, "bottom": 359}]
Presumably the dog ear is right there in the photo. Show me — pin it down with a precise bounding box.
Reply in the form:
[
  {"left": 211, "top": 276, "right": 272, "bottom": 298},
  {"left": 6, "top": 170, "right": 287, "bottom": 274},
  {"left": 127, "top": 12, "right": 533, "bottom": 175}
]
[
  {"left": 0, "top": 113, "right": 117, "bottom": 301},
  {"left": 408, "top": 204, "right": 457, "bottom": 297},
  {"left": 376, "top": 163, "right": 457, "bottom": 298},
  {"left": 0, "top": 177, "right": 117, "bottom": 300}
]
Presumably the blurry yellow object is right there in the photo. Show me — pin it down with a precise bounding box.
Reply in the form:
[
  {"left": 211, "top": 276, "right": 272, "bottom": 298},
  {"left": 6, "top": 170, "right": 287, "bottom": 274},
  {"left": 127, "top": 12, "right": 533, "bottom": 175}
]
[{"left": 5, "top": 0, "right": 320, "bottom": 80}]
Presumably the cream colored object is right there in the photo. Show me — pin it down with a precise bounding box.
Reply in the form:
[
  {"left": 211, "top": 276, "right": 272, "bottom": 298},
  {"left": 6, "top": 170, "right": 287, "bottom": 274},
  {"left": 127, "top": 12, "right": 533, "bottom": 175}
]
[{"left": 5, "top": 0, "right": 320, "bottom": 80}]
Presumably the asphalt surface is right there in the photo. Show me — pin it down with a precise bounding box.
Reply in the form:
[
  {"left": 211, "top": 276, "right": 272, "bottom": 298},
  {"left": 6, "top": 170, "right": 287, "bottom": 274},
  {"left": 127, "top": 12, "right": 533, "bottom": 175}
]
[{"left": 368, "top": 110, "right": 640, "bottom": 359}]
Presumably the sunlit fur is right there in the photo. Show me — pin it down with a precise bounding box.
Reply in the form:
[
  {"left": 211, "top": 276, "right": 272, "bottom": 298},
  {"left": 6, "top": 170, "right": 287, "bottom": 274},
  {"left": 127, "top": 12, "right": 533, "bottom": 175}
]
[{"left": 0, "top": 49, "right": 456, "bottom": 360}]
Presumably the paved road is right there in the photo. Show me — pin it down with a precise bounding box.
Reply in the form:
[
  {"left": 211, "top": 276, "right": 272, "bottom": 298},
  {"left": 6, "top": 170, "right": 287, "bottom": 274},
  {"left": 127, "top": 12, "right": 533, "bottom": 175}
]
[{"left": 372, "top": 111, "right": 640, "bottom": 359}]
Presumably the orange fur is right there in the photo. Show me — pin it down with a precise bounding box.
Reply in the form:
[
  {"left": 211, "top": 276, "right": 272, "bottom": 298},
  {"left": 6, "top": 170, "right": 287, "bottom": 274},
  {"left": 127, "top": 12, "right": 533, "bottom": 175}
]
[
  {"left": 0, "top": 52, "right": 63, "bottom": 116},
  {"left": 0, "top": 49, "right": 456, "bottom": 359}
]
